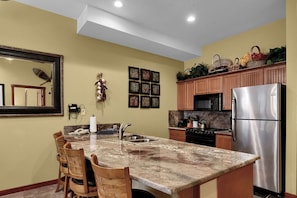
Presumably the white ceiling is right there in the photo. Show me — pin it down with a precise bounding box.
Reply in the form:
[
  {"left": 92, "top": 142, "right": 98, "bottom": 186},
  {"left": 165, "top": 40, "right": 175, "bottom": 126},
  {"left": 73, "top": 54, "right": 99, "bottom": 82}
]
[{"left": 15, "top": 0, "right": 285, "bottom": 61}]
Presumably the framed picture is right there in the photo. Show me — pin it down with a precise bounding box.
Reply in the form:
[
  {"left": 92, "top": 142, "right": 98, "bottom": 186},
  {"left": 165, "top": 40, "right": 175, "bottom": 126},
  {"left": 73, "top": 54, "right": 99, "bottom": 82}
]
[
  {"left": 151, "top": 97, "right": 159, "bottom": 108},
  {"left": 151, "top": 71, "right": 160, "bottom": 83},
  {"left": 140, "top": 96, "right": 150, "bottom": 108},
  {"left": 128, "top": 66, "right": 140, "bottom": 80},
  {"left": 140, "top": 69, "right": 151, "bottom": 81},
  {"left": 129, "top": 81, "right": 140, "bottom": 93},
  {"left": 0, "top": 84, "right": 4, "bottom": 106},
  {"left": 151, "top": 84, "right": 160, "bottom": 95},
  {"left": 128, "top": 95, "right": 139, "bottom": 108},
  {"left": 140, "top": 82, "right": 150, "bottom": 95}
]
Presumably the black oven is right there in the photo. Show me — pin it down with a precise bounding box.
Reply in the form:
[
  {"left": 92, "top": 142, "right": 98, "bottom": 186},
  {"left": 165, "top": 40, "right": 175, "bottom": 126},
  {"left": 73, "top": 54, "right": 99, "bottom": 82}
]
[
  {"left": 186, "top": 128, "right": 216, "bottom": 147},
  {"left": 186, "top": 128, "right": 227, "bottom": 147}
]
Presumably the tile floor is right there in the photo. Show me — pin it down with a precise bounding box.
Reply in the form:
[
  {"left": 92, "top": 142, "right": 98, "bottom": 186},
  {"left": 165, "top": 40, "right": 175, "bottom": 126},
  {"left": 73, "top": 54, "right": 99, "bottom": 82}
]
[
  {"left": 0, "top": 185, "right": 63, "bottom": 198},
  {"left": 0, "top": 184, "right": 284, "bottom": 198}
]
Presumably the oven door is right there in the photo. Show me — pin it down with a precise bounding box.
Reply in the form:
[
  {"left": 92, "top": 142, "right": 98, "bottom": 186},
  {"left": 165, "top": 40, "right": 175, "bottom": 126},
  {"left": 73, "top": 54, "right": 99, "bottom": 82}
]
[{"left": 186, "top": 134, "right": 215, "bottom": 147}]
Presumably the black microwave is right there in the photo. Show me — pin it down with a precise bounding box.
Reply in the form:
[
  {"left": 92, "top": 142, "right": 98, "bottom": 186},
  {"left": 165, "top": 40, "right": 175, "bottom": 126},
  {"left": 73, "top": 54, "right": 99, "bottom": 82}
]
[{"left": 194, "top": 93, "right": 223, "bottom": 111}]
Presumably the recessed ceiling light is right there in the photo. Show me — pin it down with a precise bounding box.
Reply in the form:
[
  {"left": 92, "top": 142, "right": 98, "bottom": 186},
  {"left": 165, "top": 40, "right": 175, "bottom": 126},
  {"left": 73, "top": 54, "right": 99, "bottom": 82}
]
[
  {"left": 114, "top": 1, "right": 123, "bottom": 8},
  {"left": 187, "top": 15, "right": 196, "bottom": 23}
]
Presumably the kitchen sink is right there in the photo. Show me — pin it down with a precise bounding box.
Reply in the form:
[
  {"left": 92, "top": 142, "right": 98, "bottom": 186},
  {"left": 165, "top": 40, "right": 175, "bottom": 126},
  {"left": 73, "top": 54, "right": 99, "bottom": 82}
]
[{"left": 123, "top": 134, "right": 156, "bottom": 143}]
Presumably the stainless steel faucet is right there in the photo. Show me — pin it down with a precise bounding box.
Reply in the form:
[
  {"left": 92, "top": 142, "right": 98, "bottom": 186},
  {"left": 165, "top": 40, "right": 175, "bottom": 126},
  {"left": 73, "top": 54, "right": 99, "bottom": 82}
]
[{"left": 119, "top": 123, "right": 132, "bottom": 140}]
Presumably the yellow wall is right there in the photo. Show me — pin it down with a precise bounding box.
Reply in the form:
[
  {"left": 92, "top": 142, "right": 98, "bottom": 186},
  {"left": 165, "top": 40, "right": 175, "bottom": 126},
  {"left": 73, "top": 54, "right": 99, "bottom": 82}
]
[
  {"left": 185, "top": 18, "right": 286, "bottom": 69},
  {"left": 0, "top": 2, "right": 182, "bottom": 190},
  {"left": 286, "top": 0, "right": 297, "bottom": 195}
]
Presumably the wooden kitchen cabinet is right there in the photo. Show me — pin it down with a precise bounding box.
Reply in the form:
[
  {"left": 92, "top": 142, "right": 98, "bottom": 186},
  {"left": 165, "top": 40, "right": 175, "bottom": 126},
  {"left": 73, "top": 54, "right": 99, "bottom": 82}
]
[
  {"left": 264, "top": 63, "right": 286, "bottom": 84},
  {"left": 222, "top": 73, "right": 241, "bottom": 110},
  {"left": 216, "top": 134, "right": 232, "bottom": 150},
  {"left": 177, "top": 80, "right": 195, "bottom": 110},
  {"left": 207, "top": 76, "right": 223, "bottom": 93},
  {"left": 194, "top": 76, "right": 222, "bottom": 95},
  {"left": 177, "top": 82, "right": 186, "bottom": 110},
  {"left": 194, "top": 78, "right": 207, "bottom": 95},
  {"left": 185, "top": 80, "right": 195, "bottom": 110},
  {"left": 240, "top": 68, "right": 264, "bottom": 87},
  {"left": 169, "top": 129, "right": 186, "bottom": 142}
]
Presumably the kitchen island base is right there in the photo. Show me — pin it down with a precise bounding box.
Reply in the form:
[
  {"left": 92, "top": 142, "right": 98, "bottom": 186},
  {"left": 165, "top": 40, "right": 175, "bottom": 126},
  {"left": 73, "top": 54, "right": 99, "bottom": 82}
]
[{"left": 133, "top": 163, "right": 253, "bottom": 198}]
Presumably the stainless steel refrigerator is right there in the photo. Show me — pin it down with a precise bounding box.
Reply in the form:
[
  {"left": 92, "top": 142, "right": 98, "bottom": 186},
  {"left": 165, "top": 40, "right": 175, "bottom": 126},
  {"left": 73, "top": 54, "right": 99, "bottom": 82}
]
[{"left": 231, "top": 83, "right": 285, "bottom": 194}]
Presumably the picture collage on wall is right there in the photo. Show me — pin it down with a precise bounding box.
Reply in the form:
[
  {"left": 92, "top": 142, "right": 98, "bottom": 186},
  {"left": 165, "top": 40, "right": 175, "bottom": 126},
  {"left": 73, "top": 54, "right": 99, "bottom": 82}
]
[{"left": 128, "top": 66, "right": 160, "bottom": 108}]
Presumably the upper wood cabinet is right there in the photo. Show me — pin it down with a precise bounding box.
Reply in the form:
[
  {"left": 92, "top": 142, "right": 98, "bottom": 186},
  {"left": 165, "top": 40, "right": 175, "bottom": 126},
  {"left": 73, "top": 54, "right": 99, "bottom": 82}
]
[
  {"left": 207, "top": 76, "right": 223, "bottom": 93},
  {"left": 222, "top": 73, "right": 241, "bottom": 110},
  {"left": 194, "top": 78, "right": 207, "bottom": 94},
  {"left": 177, "top": 82, "right": 186, "bottom": 110},
  {"left": 194, "top": 76, "right": 222, "bottom": 95},
  {"left": 264, "top": 63, "right": 286, "bottom": 84},
  {"left": 185, "top": 80, "right": 195, "bottom": 110},
  {"left": 177, "top": 80, "right": 195, "bottom": 110},
  {"left": 240, "top": 68, "right": 264, "bottom": 87}
]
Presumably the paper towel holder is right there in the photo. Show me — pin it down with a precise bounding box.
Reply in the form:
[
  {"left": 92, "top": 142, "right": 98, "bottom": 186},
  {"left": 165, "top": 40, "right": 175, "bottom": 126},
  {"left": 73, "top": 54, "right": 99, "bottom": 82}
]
[{"left": 89, "top": 115, "right": 97, "bottom": 133}]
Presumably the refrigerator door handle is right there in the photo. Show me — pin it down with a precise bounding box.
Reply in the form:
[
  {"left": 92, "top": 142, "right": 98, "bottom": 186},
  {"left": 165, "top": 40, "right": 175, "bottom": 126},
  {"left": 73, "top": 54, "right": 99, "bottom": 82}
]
[{"left": 231, "top": 98, "right": 236, "bottom": 141}]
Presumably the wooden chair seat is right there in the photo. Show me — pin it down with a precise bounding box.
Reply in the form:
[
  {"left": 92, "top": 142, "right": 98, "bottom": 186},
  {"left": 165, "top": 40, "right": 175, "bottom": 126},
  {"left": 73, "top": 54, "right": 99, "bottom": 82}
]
[{"left": 90, "top": 154, "right": 155, "bottom": 198}]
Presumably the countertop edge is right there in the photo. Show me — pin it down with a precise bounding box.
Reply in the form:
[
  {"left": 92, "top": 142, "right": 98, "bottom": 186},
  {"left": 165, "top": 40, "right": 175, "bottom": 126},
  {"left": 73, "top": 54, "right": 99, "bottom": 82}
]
[
  {"left": 214, "top": 130, "right": 232, "bottom": 136},
  {"left": 168, "top": 127, "right": 187, "bottom": 130}
]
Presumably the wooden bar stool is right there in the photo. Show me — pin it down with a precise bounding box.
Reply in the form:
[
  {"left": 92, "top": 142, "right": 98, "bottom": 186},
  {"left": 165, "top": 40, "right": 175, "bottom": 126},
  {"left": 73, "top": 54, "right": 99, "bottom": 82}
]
[
  {"left": 90, "top": 154, "right": 155, "bottom": 198},
  {"left": 53, "top": 132, "right": 72, "bottom": 198},
  {"left": 52, "top": 131, "right": 64, "bottom": 192},
  {"left": 64, "top": 142, "right": 98, "bottom": 198}
]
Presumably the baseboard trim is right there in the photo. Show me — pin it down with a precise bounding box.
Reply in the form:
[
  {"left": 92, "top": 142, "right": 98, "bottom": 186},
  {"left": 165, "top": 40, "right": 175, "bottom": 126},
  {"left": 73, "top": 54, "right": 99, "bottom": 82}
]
[
  {"left": 0, "top": 179, "right": 57, "bottom": 196},
  {"left": 285, "top": 192, "right": 297, "bottom": 198}
]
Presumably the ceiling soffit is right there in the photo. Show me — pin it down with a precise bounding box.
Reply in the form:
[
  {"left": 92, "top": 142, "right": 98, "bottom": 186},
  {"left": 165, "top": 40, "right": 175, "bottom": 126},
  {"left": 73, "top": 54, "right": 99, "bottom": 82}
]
[{"left": 77, "top": 5, "right": 201, "bottom": 61}]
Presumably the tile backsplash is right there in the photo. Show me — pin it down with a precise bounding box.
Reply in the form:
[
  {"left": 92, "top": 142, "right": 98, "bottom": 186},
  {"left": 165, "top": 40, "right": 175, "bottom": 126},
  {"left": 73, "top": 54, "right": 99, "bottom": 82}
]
[{"left": 169, "top": 110, "right": 231, "bottom": 129}]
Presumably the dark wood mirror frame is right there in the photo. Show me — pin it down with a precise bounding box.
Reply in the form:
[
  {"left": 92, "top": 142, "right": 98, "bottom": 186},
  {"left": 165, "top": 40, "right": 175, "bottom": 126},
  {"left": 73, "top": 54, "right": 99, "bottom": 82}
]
[{"left": 0, "top": 45, "right": 63, "bottom": 117}]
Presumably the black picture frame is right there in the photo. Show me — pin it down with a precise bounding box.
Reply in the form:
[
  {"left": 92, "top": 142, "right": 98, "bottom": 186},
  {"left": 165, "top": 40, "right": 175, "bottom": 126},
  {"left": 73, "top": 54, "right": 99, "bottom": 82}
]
[
  {"left": 140, "top": 69, "right": 151, "bottom": 81},
  {"left": 151, "top": 97, "right": 160, "bottom": 108},
  {"left": 128, "top": 95, "right": 139, "bottom": 108},
  {"left": 140, "top": 82, "right": 150, "bottom": 95},
  {"left": 0, "top": 84, "right": 4, "bottom": 106},
  {"left": 151, "top": 71, "right": 160, "bottom": 83},
  {"left": 140, "top": 96, "right": 150, "bottom": 108},
  {"left": 128, "top": 66, "right": 140, "bottom": 80},
  {"left": 129, "top": 81, "right": 140, "bottom": 93},
  {"left": 151, "top": 84, "right": 160, "bottom": 95}
]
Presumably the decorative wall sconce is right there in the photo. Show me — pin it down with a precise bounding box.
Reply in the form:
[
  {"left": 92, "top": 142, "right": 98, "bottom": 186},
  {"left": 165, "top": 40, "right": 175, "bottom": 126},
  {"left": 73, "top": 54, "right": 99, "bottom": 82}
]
[{"left": 95, "top": 73, "right": 107, "bottom": 102}]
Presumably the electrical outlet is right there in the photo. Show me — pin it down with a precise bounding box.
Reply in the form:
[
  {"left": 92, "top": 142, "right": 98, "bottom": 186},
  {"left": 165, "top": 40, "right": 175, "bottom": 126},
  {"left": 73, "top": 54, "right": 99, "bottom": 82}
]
[{"left": 81, "top": 108, "right": 86, "bottom": 115}]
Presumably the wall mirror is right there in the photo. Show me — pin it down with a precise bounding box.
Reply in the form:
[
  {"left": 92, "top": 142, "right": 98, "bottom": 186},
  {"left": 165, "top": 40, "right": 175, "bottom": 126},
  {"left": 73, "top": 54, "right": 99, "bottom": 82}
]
[{"left": 0, "top": 45, "right": 63, "bottom": 117}]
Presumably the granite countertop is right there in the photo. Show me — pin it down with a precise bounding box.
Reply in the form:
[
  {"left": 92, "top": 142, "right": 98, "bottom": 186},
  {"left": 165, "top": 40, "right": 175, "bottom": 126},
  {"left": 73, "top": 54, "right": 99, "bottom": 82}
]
[{"left": 70, "top": 134, "right": 259, "bottom": 195}]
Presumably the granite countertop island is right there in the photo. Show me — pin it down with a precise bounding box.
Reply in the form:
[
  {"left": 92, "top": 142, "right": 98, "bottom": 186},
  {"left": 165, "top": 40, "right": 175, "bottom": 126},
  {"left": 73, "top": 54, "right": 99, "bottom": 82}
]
[{"left": 68, "top": 134, "right": 259, "bottom": 198}]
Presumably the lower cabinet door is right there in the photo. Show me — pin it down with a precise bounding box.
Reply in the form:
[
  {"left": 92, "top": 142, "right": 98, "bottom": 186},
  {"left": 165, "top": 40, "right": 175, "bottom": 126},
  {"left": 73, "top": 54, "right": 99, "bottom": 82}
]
[
  {"left": 216, "top": 134, "right": 232, "bottom": 150},
  {"left": 169, "top": 129, "right": 186, "bottom": 142}
]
